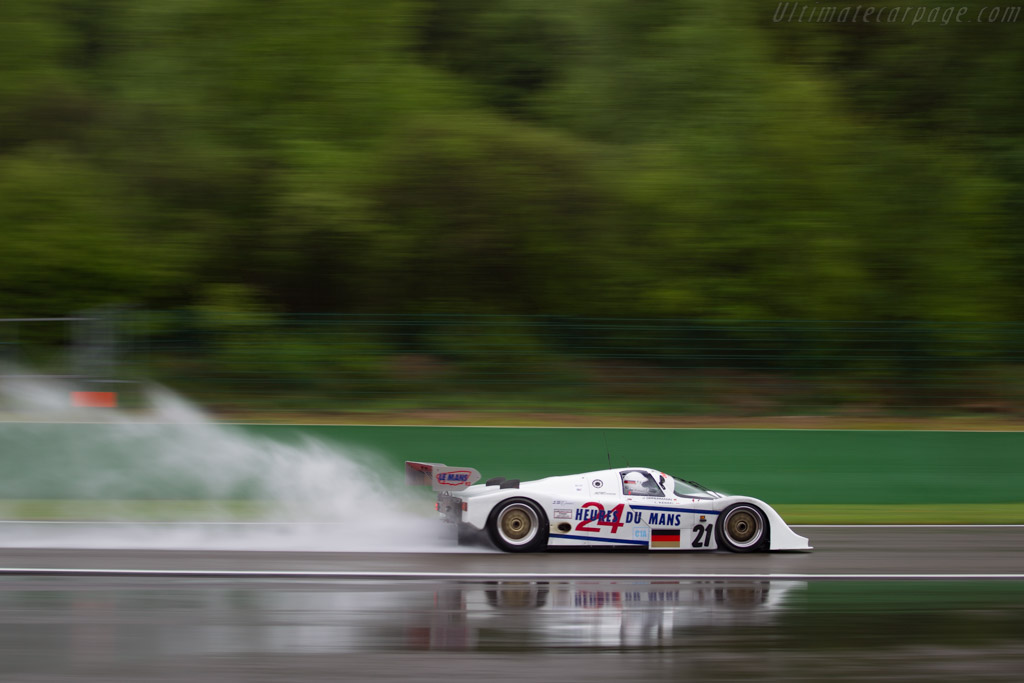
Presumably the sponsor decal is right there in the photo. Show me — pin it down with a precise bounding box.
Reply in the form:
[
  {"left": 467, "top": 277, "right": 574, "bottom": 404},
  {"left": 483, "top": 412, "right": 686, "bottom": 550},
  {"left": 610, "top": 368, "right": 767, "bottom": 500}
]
[
  {"left": 633, "top": 528, "right": 650, "bottom": 541},
  {"left": 592, "top": 479, "right": 604, "bottom": 489},
  {"left": 552, "top": 499, "right": 573, "bottom": 506},
  {"left": 575, "top": 506, "right": 620, "bottom": 522},
  {"left": 699, "top": 515, "right": 707, "bottom": 523},
  {"left": 553, "top": 509, "right": 573, "bottom": 519},
  {"left": 646, "top": 512, "right": 681, "bottom": 526},
  {"left": 435, "top": 470, "right": 472, "bottom": 486},
  {"left": 574, "top": 502, "right": 625, "bottom": 533},
  {"left": 651, "top": 529, "right": 681, "bottom": 548}
]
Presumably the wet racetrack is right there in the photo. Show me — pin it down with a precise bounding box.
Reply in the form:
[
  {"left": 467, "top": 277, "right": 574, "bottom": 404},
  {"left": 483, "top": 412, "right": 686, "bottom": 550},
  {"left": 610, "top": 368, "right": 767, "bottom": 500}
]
[{"left": 2, "top": 526, "right": 1023, "bottom": 681}]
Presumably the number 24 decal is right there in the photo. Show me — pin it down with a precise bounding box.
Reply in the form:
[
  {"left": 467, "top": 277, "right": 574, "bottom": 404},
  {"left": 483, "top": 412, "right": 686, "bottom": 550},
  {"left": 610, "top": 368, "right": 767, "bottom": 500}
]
[
  {"left": 575, "top": 502, "right": 625, "bottom": 533},
  {"left": 692, "top": 523, "right": 714, "bottom": 548}
]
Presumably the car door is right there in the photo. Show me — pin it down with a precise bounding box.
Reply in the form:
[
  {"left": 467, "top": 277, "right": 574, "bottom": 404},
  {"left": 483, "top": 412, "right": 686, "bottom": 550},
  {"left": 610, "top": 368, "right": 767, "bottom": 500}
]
[
  {"left": 563, "top": 472, "right": 632, "bottom": 544},
  {"left": 621, "top": 469, "right": 695, "bottom": 549}
]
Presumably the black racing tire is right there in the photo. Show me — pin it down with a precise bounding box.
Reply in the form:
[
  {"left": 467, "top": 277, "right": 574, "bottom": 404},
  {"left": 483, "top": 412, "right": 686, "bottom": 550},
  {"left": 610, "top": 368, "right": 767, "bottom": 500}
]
[
  {"left": 486, "top": 498, "right": 549, "bottom": 553},
  {"left": 716, "top": 504, "right": 769, "bottom": 553}
]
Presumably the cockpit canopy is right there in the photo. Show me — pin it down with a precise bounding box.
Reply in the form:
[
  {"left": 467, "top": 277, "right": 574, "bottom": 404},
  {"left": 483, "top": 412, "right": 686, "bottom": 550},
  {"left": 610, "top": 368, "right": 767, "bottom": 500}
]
[
  {"left": 620, "top": 469, "right": 664, "bottom": 496},
  {"left": 618, "top": 468, "right": 716, "bottom": 499}
]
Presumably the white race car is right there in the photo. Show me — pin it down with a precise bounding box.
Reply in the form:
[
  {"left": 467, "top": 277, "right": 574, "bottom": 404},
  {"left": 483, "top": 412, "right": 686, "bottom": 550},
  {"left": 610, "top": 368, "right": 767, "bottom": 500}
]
[{"left": 407, "top": 461, "right": 811, "bottom": 553}]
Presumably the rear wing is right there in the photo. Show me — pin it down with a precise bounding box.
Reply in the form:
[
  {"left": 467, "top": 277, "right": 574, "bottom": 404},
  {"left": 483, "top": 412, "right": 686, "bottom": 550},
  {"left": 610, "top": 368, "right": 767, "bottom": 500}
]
[{"left": 405, "top": 461, "right": 482, "bottom": 492}]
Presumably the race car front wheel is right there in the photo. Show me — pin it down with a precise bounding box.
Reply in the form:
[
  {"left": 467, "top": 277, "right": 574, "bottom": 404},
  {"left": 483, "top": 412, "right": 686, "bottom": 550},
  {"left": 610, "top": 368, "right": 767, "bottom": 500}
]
[
  {"left": 487, "top": 498, "right": 549, "bottom": 552},
  {"left": 716, "top": 504, "right": 768, "bottom": 552}
]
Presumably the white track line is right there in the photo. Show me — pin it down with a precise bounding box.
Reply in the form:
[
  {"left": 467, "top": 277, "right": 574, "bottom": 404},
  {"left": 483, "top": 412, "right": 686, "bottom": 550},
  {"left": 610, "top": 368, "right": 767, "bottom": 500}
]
[{"left": 1, "top": 569, "right": 1023, "bottom": 581}]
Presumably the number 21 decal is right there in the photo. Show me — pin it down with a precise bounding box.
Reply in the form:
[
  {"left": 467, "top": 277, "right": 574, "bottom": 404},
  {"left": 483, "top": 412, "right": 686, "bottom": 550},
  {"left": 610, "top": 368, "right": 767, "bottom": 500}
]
[{"left": 692, "top": 523, "right": 714, "bottom": 548}]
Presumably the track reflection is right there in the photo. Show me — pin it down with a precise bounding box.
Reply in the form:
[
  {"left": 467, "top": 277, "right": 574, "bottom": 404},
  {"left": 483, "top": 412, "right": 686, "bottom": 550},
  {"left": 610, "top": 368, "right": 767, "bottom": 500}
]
[
  {"left": 2, "top": 578, "right": 1024, "bottom": 681},
  {"left": 0, "top": 579, "right": 801, "bottom": 659},
  {"left": 373, "top": 580, "right": 806, "bottom": 651},
  {"left": 417, "top": 580, "right": 804, "bottom": 649}
]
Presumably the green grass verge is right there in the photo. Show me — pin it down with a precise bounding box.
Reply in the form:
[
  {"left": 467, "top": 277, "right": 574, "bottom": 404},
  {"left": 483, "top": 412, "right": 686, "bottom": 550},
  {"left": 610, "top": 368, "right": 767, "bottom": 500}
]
[{"left": 1, "top": 500, "right": 1022, "bottom": 524}]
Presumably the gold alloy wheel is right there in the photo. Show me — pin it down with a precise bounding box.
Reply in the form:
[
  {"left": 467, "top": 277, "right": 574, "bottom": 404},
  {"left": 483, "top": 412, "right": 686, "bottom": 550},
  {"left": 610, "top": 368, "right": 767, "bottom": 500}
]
[
  {"left": 721, "top": 505, "right": 765, "bottom": 549},
  {"left": 497, "top": 502, "right": 539, "bottom": 546}
]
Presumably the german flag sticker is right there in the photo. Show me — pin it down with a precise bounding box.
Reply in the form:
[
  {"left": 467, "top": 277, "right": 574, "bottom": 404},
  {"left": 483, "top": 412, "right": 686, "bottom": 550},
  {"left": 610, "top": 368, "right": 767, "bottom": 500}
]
[{"left": 651, "top": 529, "right": 681, "bottom": 548}]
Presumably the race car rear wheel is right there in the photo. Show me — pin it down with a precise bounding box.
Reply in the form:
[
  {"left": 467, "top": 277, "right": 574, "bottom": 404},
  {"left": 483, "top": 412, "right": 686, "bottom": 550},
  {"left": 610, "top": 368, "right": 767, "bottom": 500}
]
[
  {"left": 487, "top": 498, "right": 549, "bottom": 552},
  {"left": 716, "top": 504, "right": 768, "bottom": 552}
]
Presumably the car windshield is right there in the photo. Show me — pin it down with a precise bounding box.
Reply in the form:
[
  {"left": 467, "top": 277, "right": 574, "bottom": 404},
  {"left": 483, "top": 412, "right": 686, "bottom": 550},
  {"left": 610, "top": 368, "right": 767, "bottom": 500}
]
[{"left": 671, "top": 476, "right": 712, "bottom": 498}]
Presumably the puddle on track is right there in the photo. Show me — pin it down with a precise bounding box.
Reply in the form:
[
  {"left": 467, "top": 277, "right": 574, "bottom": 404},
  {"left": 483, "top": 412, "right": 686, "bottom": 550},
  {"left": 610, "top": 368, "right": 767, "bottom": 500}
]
[{"left": 0, "top": 578, "right": 1022, "bottom": 681}]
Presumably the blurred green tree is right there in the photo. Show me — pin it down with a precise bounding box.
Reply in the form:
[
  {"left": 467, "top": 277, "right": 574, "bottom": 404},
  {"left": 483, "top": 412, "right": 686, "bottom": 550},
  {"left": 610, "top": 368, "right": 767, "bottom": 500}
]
[{"left": 0, "top": 0, "right": 1020, "bottom": 395}]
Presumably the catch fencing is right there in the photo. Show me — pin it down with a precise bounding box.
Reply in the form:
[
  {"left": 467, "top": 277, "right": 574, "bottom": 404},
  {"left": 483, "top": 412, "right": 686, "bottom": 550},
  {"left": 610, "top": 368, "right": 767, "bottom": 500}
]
[{"left": 4, "top": 312, "right": 1024, "bottom": 416}]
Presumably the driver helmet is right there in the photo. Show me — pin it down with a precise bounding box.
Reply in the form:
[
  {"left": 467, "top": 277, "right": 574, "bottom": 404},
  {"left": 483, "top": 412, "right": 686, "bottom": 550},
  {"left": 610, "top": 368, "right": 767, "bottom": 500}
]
[{"left": 623, "top": 472, "right": 652, "bottom": 495}]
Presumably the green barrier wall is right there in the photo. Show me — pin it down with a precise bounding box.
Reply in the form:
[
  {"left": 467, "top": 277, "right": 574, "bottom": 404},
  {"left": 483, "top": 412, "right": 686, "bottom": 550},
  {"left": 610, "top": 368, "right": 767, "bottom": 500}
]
[
  {"left": 251, "top": 425, "right": 1024, "bottom": 504},
  {"left": 0, "top": 423, "right": 1021, "bottom": 504}
]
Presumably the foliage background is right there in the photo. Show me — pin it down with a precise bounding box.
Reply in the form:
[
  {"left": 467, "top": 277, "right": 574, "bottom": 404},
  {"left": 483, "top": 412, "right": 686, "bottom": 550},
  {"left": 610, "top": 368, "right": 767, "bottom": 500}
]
[{"left": 1, "top": 0, "right": 1021, "bottom": 415}]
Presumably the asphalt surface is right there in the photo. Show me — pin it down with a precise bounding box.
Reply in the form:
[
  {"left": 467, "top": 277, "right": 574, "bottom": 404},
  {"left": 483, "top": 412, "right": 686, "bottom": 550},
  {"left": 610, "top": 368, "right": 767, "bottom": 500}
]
[
  {"left": 1, "top": 526, "right": 1023, "bottom": 576},
  {"left": 2, "top": 574, "right": 1024, "bottom": 682},
  {"left": 2, "top": 527, "right": 1024, "bottom": 682}
]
